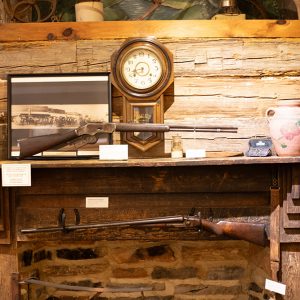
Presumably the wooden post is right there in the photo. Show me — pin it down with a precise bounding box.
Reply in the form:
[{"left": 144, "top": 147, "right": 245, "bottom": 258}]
[
  {"left": 11, "top": 272, "right": 20, "bottom": 300},
  {"left": 281, "top": 244, "right": 300, "bottom": 299},
  {"left": 270, "top": 186, "right": 281, "bottom": 282}
]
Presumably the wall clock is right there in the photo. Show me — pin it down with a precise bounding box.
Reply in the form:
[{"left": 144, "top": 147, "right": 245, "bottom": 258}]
[{"left": 111, "top": 37, "right": 174, "bottom": 153}]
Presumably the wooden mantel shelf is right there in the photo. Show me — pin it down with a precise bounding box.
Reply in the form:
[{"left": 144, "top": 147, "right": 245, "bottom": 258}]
[
  {"left": 1, "top": 156, "right": 300, "bottom": 168},
  {"left": 1, "top": 20, "right": 300, "bottom": 42}
]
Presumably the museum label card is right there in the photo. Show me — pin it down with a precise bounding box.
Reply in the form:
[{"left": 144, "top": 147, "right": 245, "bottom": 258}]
[
  {"left": 265, "top": 279, "right": 286, "bottom": 295},
  {"left": 86, "top": 197, "right": 109, "bottom": 208},
  {"left": 185, "top": 149, "right": 206, "bottom": 158},
  {"left": 1, "top": 163, "right": 31, "bottom": 187},
  {"left": 99, "top": 145, "right": 128, "bottom": 160}
]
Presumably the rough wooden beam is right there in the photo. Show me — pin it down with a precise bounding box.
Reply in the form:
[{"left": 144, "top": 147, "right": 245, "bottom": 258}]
[{"left": 0, "top": 20, "right": 300, "bottom": 42}]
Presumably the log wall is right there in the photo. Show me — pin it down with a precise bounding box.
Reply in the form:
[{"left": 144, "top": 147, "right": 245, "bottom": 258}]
[{"left": 0, "top": 21, "right": 300, "bottom": 158}]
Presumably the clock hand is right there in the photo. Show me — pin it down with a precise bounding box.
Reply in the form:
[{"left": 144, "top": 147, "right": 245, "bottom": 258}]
[{"left": 130, "top": 67, "right": 146, "bottom": 76}]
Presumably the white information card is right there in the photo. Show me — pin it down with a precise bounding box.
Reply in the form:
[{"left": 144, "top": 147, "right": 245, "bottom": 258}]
[
  {"left": 185, "top": 149, "right": 206, "bottom": 159},
  {"left": 1, "top": 163, "right": 31, "bottom": 187},
  {"left": 86, "top": 197, "right": 109, "bottom": 208},
  {"left": 99, "top": 145, "right": 128, "bottom": 160},
  {"left": 265, "top": 279, "right": 286, "bottom": 295}
]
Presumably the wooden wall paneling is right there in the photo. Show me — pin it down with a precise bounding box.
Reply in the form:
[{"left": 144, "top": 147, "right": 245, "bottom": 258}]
[
  {"left": 282, "top": 166, "right": 300, "bottom": 229},
  {"left": 15, "top": 165, "right": 271, "bottom": 242},
  {"left": 16, "top": 191, "right": 270, "bottom": 209},
  {"left": 0, "top": 188, "right": 18, "bottom": 300},
  {"left": 280, "top": 165, "right": 300, "bottom": 243},
  {"left": 283, "top": 166, "right": 294, "bottom": 228},
  {"left": 0, "top": 79, "right": 7, "bottom": 160},
  {"left": 0, "top": 244, "right": 18, "bottom": 300},
  {"left": 287, "top": 166, "right": 300, "bottom": 214},
  {"left": 0, "top": 188, "right": 4, "bottom": 231},
  {"left": 0, "top": 40, "right": 78, "bottom": 74},
  {"left": 14, "top": 165, "right": 273, "bottom": 195},
  {"left": 16, "top": 193, "right": 270, "bottom": 228}
]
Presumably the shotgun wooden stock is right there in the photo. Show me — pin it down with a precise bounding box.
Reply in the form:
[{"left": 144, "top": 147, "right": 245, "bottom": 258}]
[{"left": 201, "top": 219, "right": 268, "bottom": 247}]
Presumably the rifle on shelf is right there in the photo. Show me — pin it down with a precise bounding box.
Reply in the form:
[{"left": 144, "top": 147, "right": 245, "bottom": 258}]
[
  {"left": 17, "top": 122, "right": 238, "bottom": 159},
  {"left": 20, "top": 209, "right": 267, "bottom": 247}
]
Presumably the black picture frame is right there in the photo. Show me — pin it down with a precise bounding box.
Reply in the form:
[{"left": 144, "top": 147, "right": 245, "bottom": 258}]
[{"left": 7, "top": 73, "right": 111, "bottom": 159}]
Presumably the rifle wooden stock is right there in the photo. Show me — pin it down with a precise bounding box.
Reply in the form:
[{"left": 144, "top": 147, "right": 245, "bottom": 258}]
[
  {"left": 17, "top": 122, "right": 238, "bottom": 159},
  {"left": 18, "top": 130, "right": 79, "bottom": 159},
  {"left": 20, "top": 214, "right": 267, "bottom": 246}
]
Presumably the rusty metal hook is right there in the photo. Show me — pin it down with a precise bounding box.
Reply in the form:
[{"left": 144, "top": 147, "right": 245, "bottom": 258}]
[{"left": 58, "top": 208, "right": 81, "bottom": 233}]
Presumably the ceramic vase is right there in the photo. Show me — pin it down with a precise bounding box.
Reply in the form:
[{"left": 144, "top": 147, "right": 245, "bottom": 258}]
[
  {"left": 75, "top": 1, "right": 104, "bottom": 22},
  {"left": 266, "top": 100, "right": 300, "bottom": 156}
]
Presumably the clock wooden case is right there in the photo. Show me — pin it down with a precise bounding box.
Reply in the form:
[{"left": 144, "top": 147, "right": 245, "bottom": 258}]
[{"left": 111, "top": 37, "right": 174, "bottom": 152}]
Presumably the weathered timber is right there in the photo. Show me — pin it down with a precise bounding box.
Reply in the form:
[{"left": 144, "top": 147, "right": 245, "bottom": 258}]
[
  {"left": 270, "top": 186, "right": 281, "bottom": 281},
  {"left": 0, "top": 21, "right": 300, "bottom": 42},
  {"left": 11, "top": 164, "right": 273, "bottom": 195},
  {"left": 0, "top": 244, "right": 18, "bottom": 300},
  {"left": 281, "top": 244, "right": 300, "bottom": 299},
  {"left": 16, "top": 192, "right": 270, "bottom": 209},
  {"left": 2, "top": 157, "right": 300, "bottom": 168},
  {"left": 0, "top": 41, "right": 78, "bottom": 75},
  {"left": 2, "top": 39, "right": 300, "bottom": 76},
  {"left": 0, "top": 187, "right": 11, "bottom": 244}
]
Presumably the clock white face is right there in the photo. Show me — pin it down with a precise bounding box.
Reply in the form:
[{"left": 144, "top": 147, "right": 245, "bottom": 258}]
[{"left": 121, "top": 48, "right": 163, "bottom": 90}]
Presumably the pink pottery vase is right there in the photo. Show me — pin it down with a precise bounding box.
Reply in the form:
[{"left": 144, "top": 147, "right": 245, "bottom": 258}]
[{"left": 266, "top": 100, "right": 300, "bottom": 156}]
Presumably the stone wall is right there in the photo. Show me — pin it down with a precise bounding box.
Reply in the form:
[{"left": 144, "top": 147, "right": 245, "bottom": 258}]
[{"left": 18, "top": 240, "right": 271, "bottom": 300}]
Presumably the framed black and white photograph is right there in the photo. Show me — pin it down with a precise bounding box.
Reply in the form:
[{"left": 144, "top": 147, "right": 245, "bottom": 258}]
[{"left": 7, "top": 73, "right": 111, "bottom": 159}]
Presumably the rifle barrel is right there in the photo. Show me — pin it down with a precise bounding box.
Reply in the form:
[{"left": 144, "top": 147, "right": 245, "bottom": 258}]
[
  {"left": 115, "top": 123, "right": 238, "bottom": 133},
  {"left": 115, "top": 123, "right": 170, "bottom": 132},
  {"left": 169, "top": 127, "right": 238, "bottom": 133}
]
